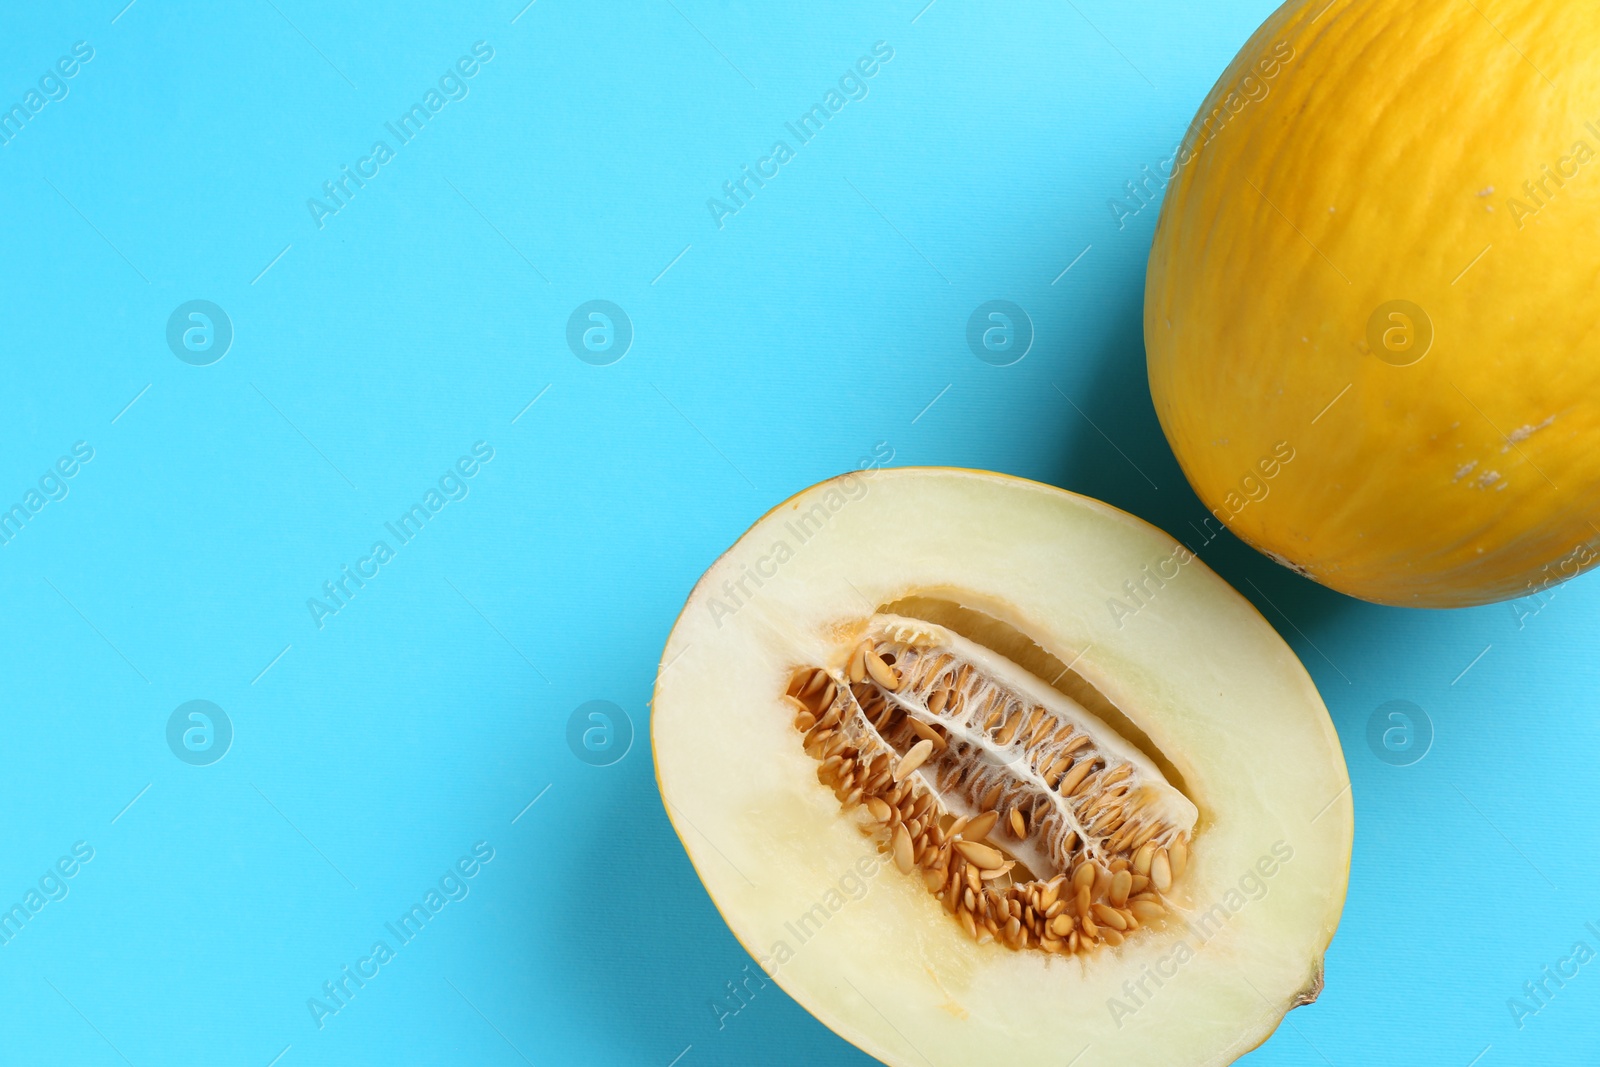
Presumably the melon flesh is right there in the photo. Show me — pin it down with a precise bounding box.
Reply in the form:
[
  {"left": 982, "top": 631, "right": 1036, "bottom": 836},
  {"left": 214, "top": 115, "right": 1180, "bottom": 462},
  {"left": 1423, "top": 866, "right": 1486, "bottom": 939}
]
[{"left": 652, "top": 468, "right": 1351, "bottom": 1067}]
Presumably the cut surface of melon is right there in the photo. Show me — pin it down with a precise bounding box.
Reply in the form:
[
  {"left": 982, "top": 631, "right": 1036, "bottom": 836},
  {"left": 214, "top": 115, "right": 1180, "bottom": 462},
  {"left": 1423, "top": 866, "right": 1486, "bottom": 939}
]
[{"left": 653, "top": 468, "right": 1352, "bottom": 1067}]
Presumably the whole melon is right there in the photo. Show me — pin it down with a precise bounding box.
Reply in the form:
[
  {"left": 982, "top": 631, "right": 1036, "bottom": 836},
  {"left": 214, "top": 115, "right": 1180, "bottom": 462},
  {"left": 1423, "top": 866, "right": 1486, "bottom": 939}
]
[{"left": 1146, "top": 0, "right": 1600, "bottom": 607}]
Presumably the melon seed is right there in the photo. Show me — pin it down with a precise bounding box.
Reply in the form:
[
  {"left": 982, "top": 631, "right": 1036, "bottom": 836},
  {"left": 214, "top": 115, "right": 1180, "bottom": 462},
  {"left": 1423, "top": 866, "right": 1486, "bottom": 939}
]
[{"left": 781, "top": 618, "right": 1197, "bottom": 960}]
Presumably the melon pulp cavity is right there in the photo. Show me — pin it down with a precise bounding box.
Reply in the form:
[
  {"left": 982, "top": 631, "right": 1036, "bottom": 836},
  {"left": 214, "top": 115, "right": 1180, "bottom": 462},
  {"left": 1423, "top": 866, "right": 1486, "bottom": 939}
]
[{"left": 653, "top": 469, "right": 1352, "bottom": 1067}]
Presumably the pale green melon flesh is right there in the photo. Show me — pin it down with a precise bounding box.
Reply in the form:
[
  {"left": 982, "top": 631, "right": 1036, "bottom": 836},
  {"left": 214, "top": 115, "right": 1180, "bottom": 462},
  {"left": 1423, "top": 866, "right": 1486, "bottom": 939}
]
[{"left": 653, "top": 468, "right": 1352, "bottom": 1067}]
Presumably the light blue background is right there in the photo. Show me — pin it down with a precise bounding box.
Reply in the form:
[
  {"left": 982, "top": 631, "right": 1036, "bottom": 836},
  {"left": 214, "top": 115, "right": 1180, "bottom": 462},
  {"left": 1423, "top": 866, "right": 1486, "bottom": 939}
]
[{"left": 2, "top": 1, "right": 1594, "bottom": 1063}]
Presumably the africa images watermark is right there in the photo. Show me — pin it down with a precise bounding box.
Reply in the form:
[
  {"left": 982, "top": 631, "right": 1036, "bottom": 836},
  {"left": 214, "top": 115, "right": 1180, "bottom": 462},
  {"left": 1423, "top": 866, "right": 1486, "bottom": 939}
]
[
  {"left": 1107, "top": 840, "right": 1295, "bottom": 1029},
  {"left": 706, "top": 41, "right": 896, "bottom": 230},
  {"left": 0, "top": 841, "right": 95, "bottom": 948},
  {"left": 307, "top": 841, "right": 496, "bottom": 1029},
  {"left": 1501, "top": 112, "right": 1600, "bottom": 230},
  {"left": 1109, "top": 38, "right": 1295, "bottom": 232},
  {"left": 0, "top": 40, "right": 94, "bottom": 149},
  {"left": 306, "top": 41, "right": 496, "bottom": 230},
  {"left": 1510, "top": 538, "right": 1598, "bottom": 630},
  {"left": 1108, "top": 441, "right": 1295, "bottom": 629},
  {"left": 1506, "top": 920, "right": 1600, "bottom": 1030},
  {"left": 1203, "top": 440, "right": 1296, "bottom": 531},
  {"left": 306, "top": 441, "right": 495, "bottom": 629},
  {"left": 0, "top": 440, "right": 96, "bottom": 550},
  {"left": 703, "top": 442, "right": 894, "bottom": 629},
  {"left": 710, "top": 852, "right": 888, "bottom": 1031}
]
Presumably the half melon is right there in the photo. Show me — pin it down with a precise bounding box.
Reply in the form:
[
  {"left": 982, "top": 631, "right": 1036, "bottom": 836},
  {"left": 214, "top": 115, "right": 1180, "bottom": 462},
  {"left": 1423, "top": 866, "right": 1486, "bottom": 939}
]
[{"left": 653, "top": 468, "right": 1351, "bottom": 1066}]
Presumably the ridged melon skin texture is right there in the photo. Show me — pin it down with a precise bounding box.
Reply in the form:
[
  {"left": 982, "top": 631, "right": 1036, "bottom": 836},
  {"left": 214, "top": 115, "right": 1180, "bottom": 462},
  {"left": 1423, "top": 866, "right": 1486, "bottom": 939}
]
[
  {"left": 653, "top": 469, "right": 1352, "bottom": 1067},
  {"left": 1147, "top": 0, "right": 1600, "bottom": 607}
]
